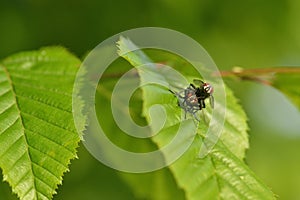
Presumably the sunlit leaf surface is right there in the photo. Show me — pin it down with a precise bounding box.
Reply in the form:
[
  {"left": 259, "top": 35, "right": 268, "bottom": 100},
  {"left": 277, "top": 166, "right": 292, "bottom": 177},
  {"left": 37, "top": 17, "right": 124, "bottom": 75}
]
[
  {"left": 117, "top": 37, "right": 275, "bottom": 200},
  {"left": 272, "top": 71, "right": 300, "bottom": 110},
  {"left": 0, "top": 47, "right": 80, "bottom": 200}
]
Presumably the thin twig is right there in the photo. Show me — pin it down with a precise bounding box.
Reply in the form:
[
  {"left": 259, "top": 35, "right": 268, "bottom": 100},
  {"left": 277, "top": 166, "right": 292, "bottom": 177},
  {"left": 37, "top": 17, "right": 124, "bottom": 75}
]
[
  {"left": 213, "top": 66, "right": 300, "bottom": 85},
  {"left": 216, "top": 66, "right": 300, "bottom": 77},
  {"left": 99, "top": 66, "right": 300, "bottom": 85}
]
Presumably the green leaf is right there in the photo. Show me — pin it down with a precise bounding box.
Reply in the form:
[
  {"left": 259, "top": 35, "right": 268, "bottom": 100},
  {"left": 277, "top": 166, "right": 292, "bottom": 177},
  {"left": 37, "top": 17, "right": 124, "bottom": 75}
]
[
  {"left": 218, "top": 67, "right": 300, "bottom": 111},
  {"left": 117, "top": 37, "right": 275, "bottom": 199},
  {"left": 0, "top": 47, "right": 81, "bottom": 200},
  {"left": 271, "top": 69, "right": 300, "bottom": 110},
  {"left": 95, "top": 60, "right": 185, "bottom": 200}
]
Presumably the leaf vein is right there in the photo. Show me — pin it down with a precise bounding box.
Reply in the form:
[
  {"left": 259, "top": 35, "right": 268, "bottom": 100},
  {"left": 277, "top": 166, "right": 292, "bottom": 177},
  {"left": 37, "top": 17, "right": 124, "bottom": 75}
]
[
  {"left": 1, "top": 65, "right": 38, "bottom": 198},
  {"left": 190, "top": 172, "right": 216, "bottom": 195},
  {"left": 0, "top": 87, "right": 10, "bottom": 96},
  {"left": 37, "top": 190, "right": 49, "bottom": 200},
  {"left": 0, "top": 135, "right": 23, "bottom": 159},
  {"left": 212, "top": 151, "right": 260, "bottom": 199},
  {"left": 10, "top": 72, "right": 74, "bottom": 86},
  {"left": 13, "top": 81, "right": 72, "bottom": 97},
  {"left": 0, "top": 101, "right": 15, "bottom": 116},
  {"left": 32, "top": 161, "right": 61, "bottom": 182},
  {"left": 7, "top": 150, "right": 27, "bottom": 174},
  {"left": 216, "top": 176, "right": 246, "bottom": 198},
  {"left": 25, "top": 125, "right": 75, "bottom": 152},
  {"left": 14, "top": 170, "right": 31, "bottom": 189},
  {"left": 28, "top": 142, "right": 69, "bottom": 168},
  {"left": 9, "top": 69, "right": 75, "bottom": 77},
  {"left": 35, "top": 175, "right": 54, "bottom": 191},
  {"left": 21, "top": 111, "right": 75, "bottom": 133},
  {"left": 0, "top": 108, "right": 19, "bottom": 136},
  {"left": 210, "top": 155, "right": 222, "bottom": 200},
  {"left": 22, "top": 186, "right": 34, "bottom": 199},
  {"left": 16, "top": 94, "right": 71, "bottom": 113}
]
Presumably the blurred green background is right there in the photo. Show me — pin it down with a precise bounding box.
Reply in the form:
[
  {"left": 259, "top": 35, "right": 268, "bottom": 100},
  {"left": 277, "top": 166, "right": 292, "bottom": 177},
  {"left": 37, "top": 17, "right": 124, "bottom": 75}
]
[{"left": 1, "top": 0, "right": 300, "bottom": 199}]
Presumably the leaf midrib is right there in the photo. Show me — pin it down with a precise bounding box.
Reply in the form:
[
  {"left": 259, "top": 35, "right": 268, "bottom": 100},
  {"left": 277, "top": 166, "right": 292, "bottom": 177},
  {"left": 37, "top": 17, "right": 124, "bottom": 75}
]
[
  {"left": 212, "top": 144, "right": 271, "bottom": 200},
  {"left": 1, "top": 64, "right": 38, "bottom": 199}
]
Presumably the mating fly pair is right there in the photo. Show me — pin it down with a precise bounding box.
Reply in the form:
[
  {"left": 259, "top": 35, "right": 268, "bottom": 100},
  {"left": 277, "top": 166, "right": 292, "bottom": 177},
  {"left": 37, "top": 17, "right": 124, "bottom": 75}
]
[{"left": 169, "top": 79, "right": 214, "bottom": 121}]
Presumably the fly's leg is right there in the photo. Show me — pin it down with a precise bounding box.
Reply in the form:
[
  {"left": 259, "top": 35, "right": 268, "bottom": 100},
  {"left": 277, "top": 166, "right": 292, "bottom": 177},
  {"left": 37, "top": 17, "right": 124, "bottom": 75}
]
[
  {"left": 189, "top": 84, "right": 196, "bottom": 89},
  {"left": 209, "top": 95, "right": 214, "bottom": 109},
  {"left": 198, "top": 99, "right": 205, "bottom": 109},
  {"left": 192, "top": 110, "right": 200, "bottom": 122}
]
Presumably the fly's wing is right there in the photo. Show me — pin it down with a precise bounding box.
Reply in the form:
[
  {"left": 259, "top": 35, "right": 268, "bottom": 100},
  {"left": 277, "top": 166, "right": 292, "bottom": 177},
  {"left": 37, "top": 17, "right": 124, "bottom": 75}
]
[
  {"left": 193, "top": 79, "right": 204, "bottom": 86},
  {"left": 209, "top": 95, "right": 214, "bottom": 109}
]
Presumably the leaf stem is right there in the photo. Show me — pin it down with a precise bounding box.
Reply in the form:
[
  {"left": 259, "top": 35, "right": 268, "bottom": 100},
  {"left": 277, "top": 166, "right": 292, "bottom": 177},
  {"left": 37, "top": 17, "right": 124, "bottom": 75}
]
[
  {"left": 100, "top": 66, "right": 300, "bottom": 85},
  {"left": 216, "top": 66, "right": 300, "bottom": 77},
  {"left": 213, "top": 66, "right": 300, "bottom": 85}
]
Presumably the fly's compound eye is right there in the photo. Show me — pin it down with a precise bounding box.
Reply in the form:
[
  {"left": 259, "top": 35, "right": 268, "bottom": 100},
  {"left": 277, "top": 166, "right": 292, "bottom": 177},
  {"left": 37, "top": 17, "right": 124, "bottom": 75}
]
[{"left": 203, "top": 83, "right": 213, "bottom": 94}]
